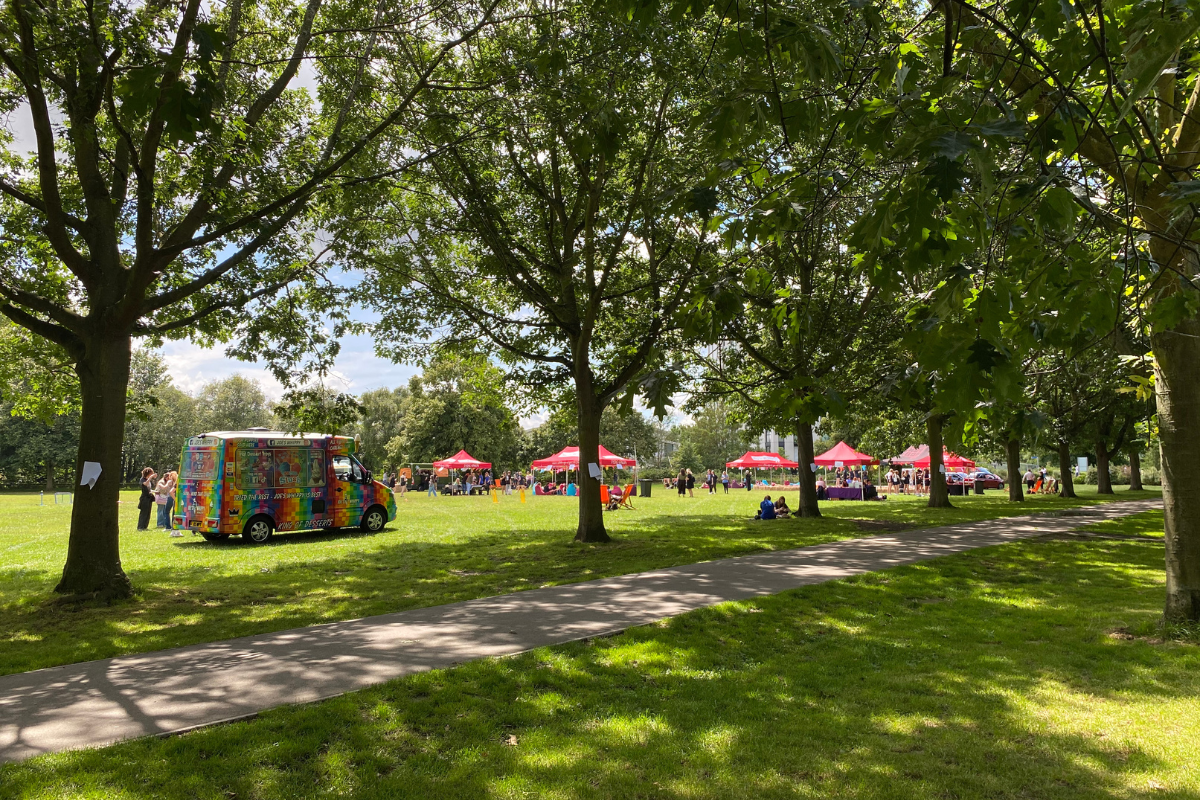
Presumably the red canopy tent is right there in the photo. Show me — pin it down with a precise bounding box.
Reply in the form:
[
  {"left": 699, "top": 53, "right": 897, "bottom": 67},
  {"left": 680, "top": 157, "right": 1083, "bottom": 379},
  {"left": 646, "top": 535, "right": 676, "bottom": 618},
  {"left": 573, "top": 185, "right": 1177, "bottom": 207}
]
[
  {"left": 432, "top": 449, "right": 492, "bottom": 469},
  {"left": 814, "top": 441, "right": 878, "bottom": 467},
  {"left": 726, "top": 451, "right": 800, "bottom": 469},
  {"left": 890, "top": 444, "right": 928, "bottom": 466},
  {"left": 530, "top": 445, "right": 637, "bottom": 470},
  {"left": 913, "top": 449, "right": 976, "bottom": 469}
]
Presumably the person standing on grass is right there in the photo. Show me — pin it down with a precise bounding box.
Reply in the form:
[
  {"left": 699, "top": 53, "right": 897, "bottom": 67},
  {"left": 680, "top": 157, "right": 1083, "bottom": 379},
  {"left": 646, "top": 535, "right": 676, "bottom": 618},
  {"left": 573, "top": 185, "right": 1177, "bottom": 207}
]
[
  {"left": 721, "top": 470, "right": 729, "bottom": 493},
  {"left": 677, "top": 468, "right": 686, "bottom": 497},
  {"left": 686, "top": 469, "right": 696, "bottom": 497},
  {"left": 428, "top": 472, "right": 438, "bottom": 497},
  {"left": 745, "top": 469, "right": 753, "bottom": 491},
  {"left": 164, "top": 472, "right": 182, "bottom": 536},
  {"left": 154, "top": 471, "right": 176, "bottom": 531},
  {"left": 137, "top": 467, "right": 156, "bottom": 530}
]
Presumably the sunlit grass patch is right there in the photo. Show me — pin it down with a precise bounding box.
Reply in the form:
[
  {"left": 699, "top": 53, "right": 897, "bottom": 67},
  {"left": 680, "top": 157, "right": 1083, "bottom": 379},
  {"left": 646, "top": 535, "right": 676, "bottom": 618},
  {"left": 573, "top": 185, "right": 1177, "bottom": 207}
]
[
  {"left": 0, "top": 486, "right": 1159, "bottom": 675},
  {"left": 3, "top": 535, "right": 1197, "bottom": 798}
]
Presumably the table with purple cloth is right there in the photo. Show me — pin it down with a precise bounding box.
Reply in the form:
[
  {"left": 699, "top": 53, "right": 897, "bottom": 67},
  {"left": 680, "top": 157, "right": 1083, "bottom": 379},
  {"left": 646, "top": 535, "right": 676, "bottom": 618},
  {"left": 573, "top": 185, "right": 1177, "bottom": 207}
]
[{"left": 824, "top": 487, "right": 865, "bottom": 500}]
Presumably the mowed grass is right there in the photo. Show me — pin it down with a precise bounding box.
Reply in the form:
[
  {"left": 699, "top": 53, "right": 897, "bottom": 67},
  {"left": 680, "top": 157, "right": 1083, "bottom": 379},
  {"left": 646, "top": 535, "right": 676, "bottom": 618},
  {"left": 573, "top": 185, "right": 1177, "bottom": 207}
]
[
  {"left": 2, "top": 513, "right": 1195, "bottom": 799},
  {"left": 0, "top": 485, "right": 1160, "bottom": 676}
]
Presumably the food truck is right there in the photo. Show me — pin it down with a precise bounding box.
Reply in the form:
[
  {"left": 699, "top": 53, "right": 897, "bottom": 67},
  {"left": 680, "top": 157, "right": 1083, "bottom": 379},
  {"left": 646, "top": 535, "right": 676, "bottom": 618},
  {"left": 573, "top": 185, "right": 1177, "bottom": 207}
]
[{"left": 173, "top": 430, "right": 397, "bottom": 543}]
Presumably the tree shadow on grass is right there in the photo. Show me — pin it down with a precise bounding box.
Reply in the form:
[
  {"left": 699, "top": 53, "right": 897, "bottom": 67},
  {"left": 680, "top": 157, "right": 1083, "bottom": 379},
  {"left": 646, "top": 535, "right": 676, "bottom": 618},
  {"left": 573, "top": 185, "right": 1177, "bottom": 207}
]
[
  {"left": 0, "top": 514, "right": 861, "bottom": 675},
  {"left": 1, "top": 539, "right": 1195, "bottom": 799}
]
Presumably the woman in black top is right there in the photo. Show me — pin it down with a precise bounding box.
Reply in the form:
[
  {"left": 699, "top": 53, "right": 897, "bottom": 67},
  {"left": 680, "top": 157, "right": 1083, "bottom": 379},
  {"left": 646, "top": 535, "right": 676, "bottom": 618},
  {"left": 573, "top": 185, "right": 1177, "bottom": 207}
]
[
  {"left": 677, "top": 468, "right": 687, "bottom": 497},
  {"left": 137, "top": 467, "right": 156, "bottom": 530}
]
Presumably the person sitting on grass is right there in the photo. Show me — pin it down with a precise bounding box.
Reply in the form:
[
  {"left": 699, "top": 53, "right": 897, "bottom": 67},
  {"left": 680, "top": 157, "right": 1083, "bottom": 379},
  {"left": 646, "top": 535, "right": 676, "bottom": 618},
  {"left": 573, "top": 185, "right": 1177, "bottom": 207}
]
[
  {"left": 774, "top": 495, "right": 791, "bottom": 518},
  {"left": 755, "top": 494, "right": 777, "bottom": 520},
  {"left": 863, "top": 477, "right": 880, "bottom": 500},
  {"left": 815, "top": 475, "right": 827, "bottom": 501}
]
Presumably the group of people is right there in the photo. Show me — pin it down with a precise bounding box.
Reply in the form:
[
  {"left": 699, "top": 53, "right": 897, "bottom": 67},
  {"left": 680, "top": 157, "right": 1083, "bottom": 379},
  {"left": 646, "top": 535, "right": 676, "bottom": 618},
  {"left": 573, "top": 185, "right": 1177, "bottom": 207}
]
[
  {"left": 137, "top": 467, "right": 181, "bottom": 536},
  {"left": 665, "top": 468, "right": 732, "bottom": 497},
  {"left": 815, "top": 473, "right": 881, "bottom": 500},
  {"left": 882, "top": 467, "right": 934, "bottom": 496},
  {"left": 755, "top": 494, "right": 792, "bottom": 519},
  {"left": 417, "top": 468, "right": 537, "bottom": 497},
  {"left": 1022, "top": 468, "right": 1059, "bottom": 494}
]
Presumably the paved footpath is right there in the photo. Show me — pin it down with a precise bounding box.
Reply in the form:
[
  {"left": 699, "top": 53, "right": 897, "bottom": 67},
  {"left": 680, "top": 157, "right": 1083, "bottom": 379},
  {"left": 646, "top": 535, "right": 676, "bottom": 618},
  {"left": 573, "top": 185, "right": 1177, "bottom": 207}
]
[{"left": 0, "top": 499, "right": 1161, "bottom": 764}]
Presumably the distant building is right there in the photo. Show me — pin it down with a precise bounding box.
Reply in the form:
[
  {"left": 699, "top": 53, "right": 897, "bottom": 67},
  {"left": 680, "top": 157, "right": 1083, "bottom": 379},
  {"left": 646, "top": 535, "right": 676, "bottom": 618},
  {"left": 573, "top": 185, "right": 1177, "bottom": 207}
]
[{"left": 755, "top": 430, "right": 798, "bottom": 462}]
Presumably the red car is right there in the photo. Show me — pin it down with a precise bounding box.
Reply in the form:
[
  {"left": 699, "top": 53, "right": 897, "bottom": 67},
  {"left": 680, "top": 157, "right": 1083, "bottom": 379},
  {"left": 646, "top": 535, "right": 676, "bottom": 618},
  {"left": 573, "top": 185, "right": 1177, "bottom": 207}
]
[{"left": 971, "top": 470, "right": 1005, "bottom": 490}]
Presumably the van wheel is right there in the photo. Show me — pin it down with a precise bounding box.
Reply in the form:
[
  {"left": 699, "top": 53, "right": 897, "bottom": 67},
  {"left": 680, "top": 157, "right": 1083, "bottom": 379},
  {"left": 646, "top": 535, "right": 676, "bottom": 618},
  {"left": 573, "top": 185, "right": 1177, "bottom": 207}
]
[
  {"left": 243, "top": 516, "right": 275, "bottom": 544},
  {"left": 201, "top": 532, "right": 229, "bottom": 542},
  {"left": 360, "top": 505, "right": 387, "bottom": 533}
]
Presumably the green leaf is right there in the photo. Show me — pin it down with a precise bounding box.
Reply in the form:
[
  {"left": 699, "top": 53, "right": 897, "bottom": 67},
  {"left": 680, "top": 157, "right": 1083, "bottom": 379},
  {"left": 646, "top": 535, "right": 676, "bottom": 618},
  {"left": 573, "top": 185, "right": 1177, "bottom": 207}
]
[{"left": 1119, "top": 14, "right": 1200, "bottom": 119}]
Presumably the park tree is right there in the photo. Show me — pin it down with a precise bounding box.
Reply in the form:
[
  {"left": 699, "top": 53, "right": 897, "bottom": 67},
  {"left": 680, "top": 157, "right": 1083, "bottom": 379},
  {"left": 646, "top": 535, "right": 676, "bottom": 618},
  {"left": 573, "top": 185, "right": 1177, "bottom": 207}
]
[
  {"left": 675, "top": 401, "right": 751, "bottom": 472},
  {"left": 195, "top": 375, "right": 273, "bottom": 433},
  {"left": 0, "top": 402, "right": 79, "bottom": 489},
  {"left": 384, "top": 355, "right": 522, "bottom": 469},
  {"left": 0, "top": 0, "right": 496, "bottom": 597},
  {"left": 355, "top": 386, "right": 411, "bottom": 470},
  {"left": 359, "top": 1, "right": 717, "bottom": 542},
  {"left": 834, "top": 0, "right": 1200, "bottom": 618},
  {"left": 677, "top": 0, "right": 905, "bottom": 517},
  {"left": 120, "top": 349, "right": 199, "bottom": 480},
  {"left": 273, "top": 384, "right": 362, "bottom": 437}
]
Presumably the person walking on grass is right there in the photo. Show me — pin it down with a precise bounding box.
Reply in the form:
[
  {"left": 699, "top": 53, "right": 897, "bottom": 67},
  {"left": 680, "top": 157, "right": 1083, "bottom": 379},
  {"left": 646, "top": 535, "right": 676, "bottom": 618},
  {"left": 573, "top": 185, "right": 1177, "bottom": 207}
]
[{"left": 137, "top": 467, "right": 156, "bottom": 530}]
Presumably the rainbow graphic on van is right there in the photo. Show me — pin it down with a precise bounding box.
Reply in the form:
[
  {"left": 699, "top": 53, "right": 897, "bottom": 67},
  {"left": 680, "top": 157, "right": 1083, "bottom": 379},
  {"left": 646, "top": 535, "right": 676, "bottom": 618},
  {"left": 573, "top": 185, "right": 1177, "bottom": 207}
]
[{"left": 173, "top": 431, "right": 396, "bottom": 542}]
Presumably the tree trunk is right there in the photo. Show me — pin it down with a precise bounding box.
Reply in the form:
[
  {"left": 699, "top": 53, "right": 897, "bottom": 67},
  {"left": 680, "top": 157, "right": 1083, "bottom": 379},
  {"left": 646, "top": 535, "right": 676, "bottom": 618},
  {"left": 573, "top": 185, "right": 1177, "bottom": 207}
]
[
  {"left": 1154, "top": 315, "right": 1200, "bottom": 621},
  {"left": 1006, "top": 437, "right": 1023, "bottom": 502},
  {"left": 926, "top": 414, "right": 952, "bottom": 508},
  {"left": 1094, "top": 441, "right": 1113, "bottom": 494},
  {"left": 45, "top": 457, "right": 55, "bottom": 492},
  {"left": 55, "top": 334, "right": 134, "bottom": 599},
  {"left": 1128, "top": 448, "right": 1143, "bottom": 491},
  {"left": 1057, "top": 439, "right": 1076, "bottom": 499},
  {"left": 794, "top": 420, "right": 821, "bottom": 517},
  {"left": 573, "top": 373, "right": 610, "bottom": 543}
]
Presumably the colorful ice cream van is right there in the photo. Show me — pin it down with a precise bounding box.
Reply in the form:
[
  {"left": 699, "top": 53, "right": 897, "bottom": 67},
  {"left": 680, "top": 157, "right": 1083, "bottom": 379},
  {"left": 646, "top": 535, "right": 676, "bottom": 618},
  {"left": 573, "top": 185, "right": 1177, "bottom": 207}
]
[{"left": 173, "top": 430, "right": 397, "bottom": 543}]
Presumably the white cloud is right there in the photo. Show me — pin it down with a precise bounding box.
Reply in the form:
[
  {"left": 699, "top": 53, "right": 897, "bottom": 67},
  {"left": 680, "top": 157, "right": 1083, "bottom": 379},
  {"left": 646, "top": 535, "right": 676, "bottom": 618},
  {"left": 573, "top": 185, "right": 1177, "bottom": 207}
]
[{"left": 160, "top": 333, "right": 421, "bottom": 400}]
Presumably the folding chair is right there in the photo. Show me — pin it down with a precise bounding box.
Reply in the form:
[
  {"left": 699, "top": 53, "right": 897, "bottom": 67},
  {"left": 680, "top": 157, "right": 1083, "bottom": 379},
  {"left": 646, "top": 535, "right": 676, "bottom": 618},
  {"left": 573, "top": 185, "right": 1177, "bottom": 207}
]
[
  {"left": 600, "top": 485, "right": 610, "bottom": 505},
  {"left": 618, "top": 484, "right": 636, "bottom": 509}
]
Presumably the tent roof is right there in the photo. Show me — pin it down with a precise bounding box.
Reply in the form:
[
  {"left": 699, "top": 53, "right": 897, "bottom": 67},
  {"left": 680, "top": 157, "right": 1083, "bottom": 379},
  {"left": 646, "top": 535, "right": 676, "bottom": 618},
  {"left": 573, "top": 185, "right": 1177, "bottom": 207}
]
[
  {"left": 913, "top": 449, "right": 976, "bottom": 469},
  {"left": 814, "top": 441, "right": 877, "bottom": 467},
  {"left": 890, "top": 444, "right": 928, "bottom": 465},
  {"left": 726, "top": 451, "right": 800, "bottom": 469},
  {"left": 431, "top": 449, "right": 492, "bottom": 469},
  {"left": 530, "top": 445, "right": 636, "bottom": 470}
]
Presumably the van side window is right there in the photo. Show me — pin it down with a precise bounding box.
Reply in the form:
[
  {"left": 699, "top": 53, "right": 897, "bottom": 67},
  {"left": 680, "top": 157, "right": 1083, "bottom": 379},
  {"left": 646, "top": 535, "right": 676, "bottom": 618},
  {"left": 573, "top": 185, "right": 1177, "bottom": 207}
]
[
  {"left": 333, "top": 455, "right": 365, "bottom": 483},
  {"left": 239, "top": 449, "right": 274, "bottom": 489}
]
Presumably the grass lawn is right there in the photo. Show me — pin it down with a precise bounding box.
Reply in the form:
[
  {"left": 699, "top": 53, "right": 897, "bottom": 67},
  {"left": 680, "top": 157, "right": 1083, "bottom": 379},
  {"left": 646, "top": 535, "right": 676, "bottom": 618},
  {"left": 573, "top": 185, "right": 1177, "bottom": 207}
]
[
  {"left": 0, "top": 485, "right": 1160, "bottom": 676},
  {"left": 2, "top": 507, "right": 1195, "bottom": 799}
]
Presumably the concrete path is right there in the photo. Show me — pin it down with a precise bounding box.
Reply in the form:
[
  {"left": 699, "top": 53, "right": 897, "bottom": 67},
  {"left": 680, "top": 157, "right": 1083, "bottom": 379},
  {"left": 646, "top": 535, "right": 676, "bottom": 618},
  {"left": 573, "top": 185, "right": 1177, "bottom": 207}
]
[{"left": 0, "top": 499, "right": 1161, "bottom": 764}]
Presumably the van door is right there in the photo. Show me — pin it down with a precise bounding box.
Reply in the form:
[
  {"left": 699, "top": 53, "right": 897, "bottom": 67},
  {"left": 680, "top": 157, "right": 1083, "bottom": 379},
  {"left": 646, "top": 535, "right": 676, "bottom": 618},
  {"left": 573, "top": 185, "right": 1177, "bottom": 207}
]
[{"left": 331, "top": 454, "right": 366, "bottom": 526}]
